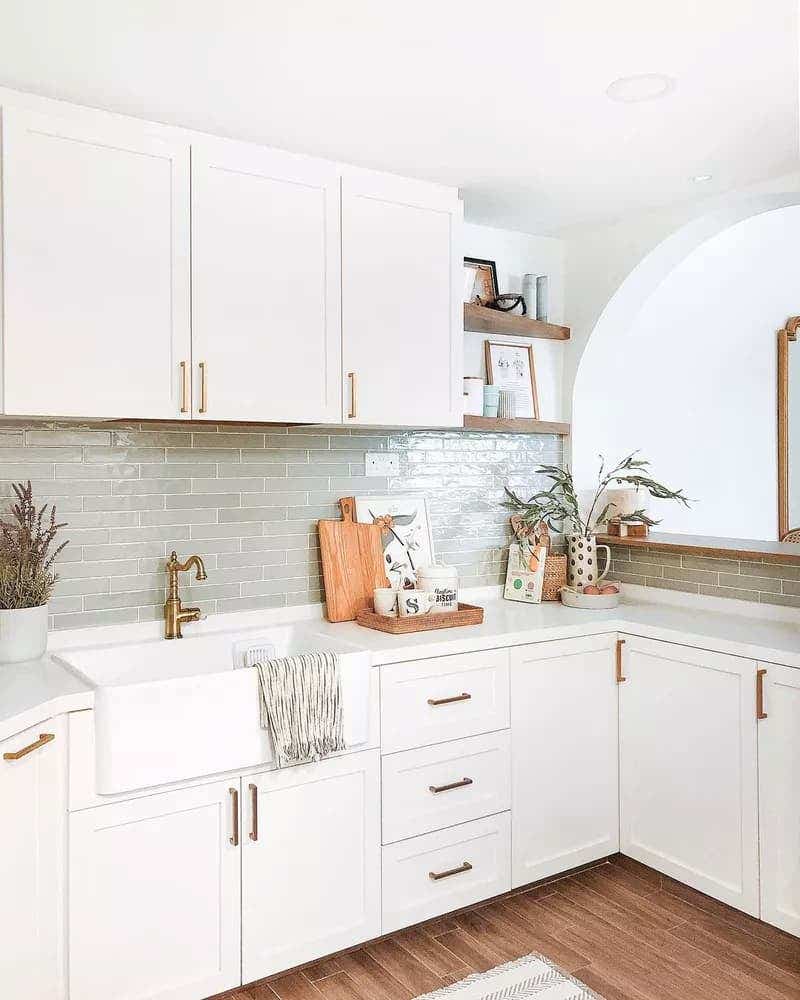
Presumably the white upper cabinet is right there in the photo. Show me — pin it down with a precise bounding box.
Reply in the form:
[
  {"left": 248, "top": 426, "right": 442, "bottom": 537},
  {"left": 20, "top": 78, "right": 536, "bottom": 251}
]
[
  {"left": 619, "top": 636, "right": 759, "bottom": 916},
  {"left": 511, "top": 636, "right": 619, "bottom": 888},
  {"left": 758, "top": 661, "right": 800, "bottom": 936},
  {"left": 341, "top": 168, "right": 462, "bottom": 427},
  {"left": 0, "top": 92, "right": 463, "bottom": 426},
  {"left": 0, "top": 719, "right": 65, "bottom": 1000},
  {"left": 191, "top": 140, "right": 341, "bottom": 422},
  {"left": 1, "top": 105, "right": 191, "bottom": 419}
]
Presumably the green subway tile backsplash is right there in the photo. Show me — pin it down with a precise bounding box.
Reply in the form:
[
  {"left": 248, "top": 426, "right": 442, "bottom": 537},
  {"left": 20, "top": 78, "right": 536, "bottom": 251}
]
[
  {"left": 611, "top": 544, "right": 800, "bottom": 608},
  {"left": 0, "top": 420, "right": 563, "bottom": 630}
]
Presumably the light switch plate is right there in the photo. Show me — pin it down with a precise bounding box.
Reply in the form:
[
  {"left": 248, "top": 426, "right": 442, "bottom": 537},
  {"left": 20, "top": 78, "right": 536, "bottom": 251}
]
[{"left": 366, "top": 452, "right": 399, "bottom": 476}]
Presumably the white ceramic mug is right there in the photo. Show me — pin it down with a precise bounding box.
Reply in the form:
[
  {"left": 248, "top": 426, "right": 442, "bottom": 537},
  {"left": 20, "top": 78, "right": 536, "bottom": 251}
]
[
  {"left": 397, "top": 591, "right": 433, "bottom": 617},
  {"left": 373, "top": 588, "right": 397, "bottom": 617}
]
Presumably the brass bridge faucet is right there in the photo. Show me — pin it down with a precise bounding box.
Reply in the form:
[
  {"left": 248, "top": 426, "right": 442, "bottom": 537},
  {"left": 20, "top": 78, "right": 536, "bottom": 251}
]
[{"left": 164, "top": 551, "right": 207, "bottom": 639}]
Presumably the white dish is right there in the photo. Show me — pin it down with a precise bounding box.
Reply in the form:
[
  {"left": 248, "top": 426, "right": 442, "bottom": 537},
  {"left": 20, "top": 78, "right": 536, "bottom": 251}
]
[{"left": 560, "top": 584, "right": 621, "bottom": 610}]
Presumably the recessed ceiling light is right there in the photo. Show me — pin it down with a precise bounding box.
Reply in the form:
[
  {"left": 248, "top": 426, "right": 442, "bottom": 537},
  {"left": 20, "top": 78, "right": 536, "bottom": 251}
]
[
  {"left": 606, "top": 73, "right": 676, "bottom": 103},
  {"left": 692, "top": 174, "right": 713, "bottom": 183}
]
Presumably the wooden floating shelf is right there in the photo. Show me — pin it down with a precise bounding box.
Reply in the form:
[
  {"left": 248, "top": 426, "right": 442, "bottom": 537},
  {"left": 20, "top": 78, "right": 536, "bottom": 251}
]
[
  {"left": 464, "top": 303, "right": 570, "bottom": 341},
  {"left": 596, "top": 530, "right": 800, "bottom": 566},
  {"left": 463, "top": 415, "right": 570, "bottom": 436}
]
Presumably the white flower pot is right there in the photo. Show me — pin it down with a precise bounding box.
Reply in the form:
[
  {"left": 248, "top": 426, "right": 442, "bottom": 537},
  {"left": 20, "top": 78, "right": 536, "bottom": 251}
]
[{"left": 0, "top": 605, "right": 49, "bottom": 664}]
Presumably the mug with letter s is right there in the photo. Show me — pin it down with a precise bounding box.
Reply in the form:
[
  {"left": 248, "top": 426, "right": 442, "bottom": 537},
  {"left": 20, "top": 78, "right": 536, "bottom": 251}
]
[{"left": 397, "top": 590, "right": 433, "bottom": 617}]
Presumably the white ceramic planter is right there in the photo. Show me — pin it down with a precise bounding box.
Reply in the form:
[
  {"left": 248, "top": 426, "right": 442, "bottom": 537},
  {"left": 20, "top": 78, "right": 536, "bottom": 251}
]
[{"left": 0, "top": 604, "right": 49, "bottom": 663}]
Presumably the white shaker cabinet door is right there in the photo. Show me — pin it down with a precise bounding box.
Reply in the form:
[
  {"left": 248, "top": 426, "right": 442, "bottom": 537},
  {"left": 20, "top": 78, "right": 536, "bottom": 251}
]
[
  {"left": 69, "top": 780, "right": 241, "bottom": 1000},
  {"left": 0, "top": 719, "right": 66, "bottom": 1000},
  {"left": 341, "top": 168, "right": 462, "bottom": 427},
  {"left": 511, "top": 635, "right": 619, "bottom": 887},
  {"left": 758, "top": 661, "right": 800, "bottom": 935},
  {"left": 191, "top": 139, "right": 341, "bottom": 422},
  {"left": 1, "top": 106, "right": 191, "bottom": 419},
  {"left": 619, "top": 636, "right": 759, "bottom": 916},
  {"left": 241, "top": 749, "right": 381, "bottom": 983}
]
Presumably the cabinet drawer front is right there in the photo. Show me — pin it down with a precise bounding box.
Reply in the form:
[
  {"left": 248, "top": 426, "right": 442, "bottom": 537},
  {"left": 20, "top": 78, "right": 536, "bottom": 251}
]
[
  {"left": 381, "top": 649, "right": 510, "bottom": 753},
  {"left": 381, "top": 813, "right": 511, "bottom": 934},
  {"left": 382, "top": 731, "right": 511, "bottom": 844}
]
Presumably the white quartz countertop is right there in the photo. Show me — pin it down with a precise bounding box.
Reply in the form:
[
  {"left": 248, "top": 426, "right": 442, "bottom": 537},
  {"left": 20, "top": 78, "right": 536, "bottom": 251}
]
[{"left": 2, "top": 587, "right": 799, "bottom": 742}]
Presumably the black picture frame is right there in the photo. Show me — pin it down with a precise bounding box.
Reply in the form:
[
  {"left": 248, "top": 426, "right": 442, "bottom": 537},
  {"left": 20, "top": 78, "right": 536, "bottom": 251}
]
[{"left": 464, "top": 256, "right": 499, "bottom": 304}]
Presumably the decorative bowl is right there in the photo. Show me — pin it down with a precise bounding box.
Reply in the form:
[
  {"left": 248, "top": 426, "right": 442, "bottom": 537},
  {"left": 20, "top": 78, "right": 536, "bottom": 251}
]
[{"left": 559, "top": 584, "right": 621, "bottom": 610}]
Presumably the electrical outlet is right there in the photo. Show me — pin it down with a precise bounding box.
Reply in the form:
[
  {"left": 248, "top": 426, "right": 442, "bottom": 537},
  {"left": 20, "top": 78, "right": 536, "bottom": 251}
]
[{"left": 365, "top": 452, "right": 400, "bottom": 476}]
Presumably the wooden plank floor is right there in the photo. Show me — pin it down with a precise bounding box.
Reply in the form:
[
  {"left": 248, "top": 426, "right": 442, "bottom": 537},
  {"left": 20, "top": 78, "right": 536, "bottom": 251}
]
[{"left": 219, "top": 856, "right": 800, "bottom": 1000}]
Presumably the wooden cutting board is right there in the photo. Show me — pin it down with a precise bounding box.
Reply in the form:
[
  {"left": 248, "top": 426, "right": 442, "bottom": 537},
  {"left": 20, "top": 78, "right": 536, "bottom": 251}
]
[{"left": 319, "top": 497, "right": 388, "bottom": 622}]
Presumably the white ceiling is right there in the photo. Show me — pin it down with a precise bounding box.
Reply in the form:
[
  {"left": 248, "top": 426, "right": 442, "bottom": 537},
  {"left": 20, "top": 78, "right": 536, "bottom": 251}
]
[{"left": 0, "top": 0, "right": 796, "bottom": 234}]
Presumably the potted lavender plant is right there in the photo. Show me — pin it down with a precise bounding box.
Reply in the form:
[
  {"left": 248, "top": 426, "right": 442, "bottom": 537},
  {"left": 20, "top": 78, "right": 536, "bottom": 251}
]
[{"left": 0, "top": 482, "right": 68, "bottom": 663}]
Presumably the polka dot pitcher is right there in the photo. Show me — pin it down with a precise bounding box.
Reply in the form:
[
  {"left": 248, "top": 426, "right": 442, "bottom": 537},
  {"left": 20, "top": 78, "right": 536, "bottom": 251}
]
[{"left": 566, "top": 533, "right": 611, "bottom": 591}]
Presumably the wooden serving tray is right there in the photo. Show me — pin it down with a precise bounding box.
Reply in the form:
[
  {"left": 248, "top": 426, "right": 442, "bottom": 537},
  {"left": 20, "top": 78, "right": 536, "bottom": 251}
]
[{"left": 355, "top": 603, "right": 484, "bottom": 634}]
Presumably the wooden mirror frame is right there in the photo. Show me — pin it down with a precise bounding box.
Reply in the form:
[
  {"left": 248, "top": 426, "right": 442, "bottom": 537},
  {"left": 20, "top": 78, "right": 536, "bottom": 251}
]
[{"left": 777, "top": 316, "right": 800, "bottom": 540}]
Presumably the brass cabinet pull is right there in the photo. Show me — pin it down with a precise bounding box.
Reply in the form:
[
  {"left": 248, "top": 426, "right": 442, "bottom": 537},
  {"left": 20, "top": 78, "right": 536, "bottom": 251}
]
[
  {"left": 3, "top": 732, "right": 55, "bottom": 761},
  {"left": 615, "top": 638, "right": 627, "bottom": 684},
  {"left": 229, "top": 787, "right": 239, "bottom": 846},
  {"left": 199, "top": 361, "right": 208, "bottom": 414},
  {"left": 757, "top": 668, "right": 768, "bottom": 720},
  {"left": 429, "top": 777, "right": 473, "bottom": 794},
  {"left": 429, "top": 861, "right": 473, "bottom": 881},
  {"left": 249, "top": 782, "right": 258, "bottom": 842},
  {"left": 179, "top": 360, "right": 190, "bottom": 414},
  {"left": 347, "top": 372, "right": 357, "bottom": 419},
  {"left": 428, "top": 692, "right": 471, "bottom": 707}
]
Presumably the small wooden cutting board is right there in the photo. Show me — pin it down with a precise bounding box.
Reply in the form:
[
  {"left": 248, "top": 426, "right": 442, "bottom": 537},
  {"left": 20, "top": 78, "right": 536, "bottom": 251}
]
[{"left": 319, "top": 497, "right": 388, "bottom": 622}]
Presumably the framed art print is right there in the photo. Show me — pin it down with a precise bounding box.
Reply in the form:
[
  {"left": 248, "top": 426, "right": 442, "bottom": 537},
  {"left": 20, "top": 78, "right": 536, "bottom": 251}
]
[
  {"left": 484, "top": 341, "right": 539, "bottom": 419},
  {"left": 354, "top": 494, "right": 434, "bottom": 589},
  {"left": 463, "top": 257, "right": 498, "bottom": 305}
]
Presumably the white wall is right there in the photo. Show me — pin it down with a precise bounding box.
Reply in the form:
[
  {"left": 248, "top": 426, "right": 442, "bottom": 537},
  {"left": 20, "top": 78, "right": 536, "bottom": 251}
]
[
  {"left": 562, "top": 170, "right": 800, "bottom": 415},
  {"left": 572, "top": 206, "right": 800, "bottom": 539},
  {"left": 462, "top": 222, "right": 566, "bottom": 421}
]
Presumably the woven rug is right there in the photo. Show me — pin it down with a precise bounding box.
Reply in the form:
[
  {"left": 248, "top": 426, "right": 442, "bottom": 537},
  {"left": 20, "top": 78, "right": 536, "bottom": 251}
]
[{"left": 415, "top": 953, "right": 603, "bottom": 999}]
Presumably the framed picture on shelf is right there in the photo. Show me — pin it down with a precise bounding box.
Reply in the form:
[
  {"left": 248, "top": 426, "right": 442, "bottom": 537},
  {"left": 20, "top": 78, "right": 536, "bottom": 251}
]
[
  {"left": 463, "top": 257, "right": 498, "bottom": 305},
  {"left": 484, "top": 340, "right": 539, "bottom": 419},
  {"left": 354, "top": 495, "right": 434, "bottom": 589}
]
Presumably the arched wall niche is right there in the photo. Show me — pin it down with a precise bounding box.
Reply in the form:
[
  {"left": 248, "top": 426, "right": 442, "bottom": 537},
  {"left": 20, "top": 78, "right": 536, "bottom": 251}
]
[{"left": 572, "top": 192, "right": 800, "bottom": 541}]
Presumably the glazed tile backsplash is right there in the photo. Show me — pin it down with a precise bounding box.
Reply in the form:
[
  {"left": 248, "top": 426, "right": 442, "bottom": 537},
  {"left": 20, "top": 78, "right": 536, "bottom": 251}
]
[
  {"left": 611, "top": 545, "right": 800, "bottom": 609},
  {"left": 0, "top": 421, "right": 563, "bottom": 630}
]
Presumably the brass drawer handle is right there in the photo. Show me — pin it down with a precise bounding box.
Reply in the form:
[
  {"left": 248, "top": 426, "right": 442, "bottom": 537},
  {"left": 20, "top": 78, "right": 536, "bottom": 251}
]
[
  {"left": 3, "top": 732, "right": 55, "bottom": 761},
  {"left": 757, "top": 668, "right": 768, "bottom": 721},
  {"left": 429, "top": 777, "right": 473, "bottom": 794},
  {"left": 199, "top": 361, "right": 208, "bottom": 414},
  {"left": 615, "top": 638, "right": 627, "bottom": 684},
  {"left": 347, "top": 372, "right": 358, "bottom": 419},
  {"left": 229, "top": 787, "right": 239, "bottom": 846},
  {"left": 429, "top": 861, "right": 473, "bottom": 881},
  {"left": 179, "top": 360, "right": 190, "bottom": 414},
  {"left": 249, "top": 782, "right": 258, "bottom": 842},
  {"left": 427, "top": 693, "right": 471, "bottom": 707}
]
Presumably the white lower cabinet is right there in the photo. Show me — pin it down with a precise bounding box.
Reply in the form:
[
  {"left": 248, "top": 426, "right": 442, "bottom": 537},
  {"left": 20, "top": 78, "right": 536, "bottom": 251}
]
[
  {"left": 382, "top": 812, "right": 511, "bottom": 934},
  {"left": 0, "top": 718, "right": 65, "bottom": 1000},
  {"left": 241, "top": 749, "right": 381, "bottom": 983},
  {"left": 758, "top": 661, "right": 800, "bottom": 935},
  {"left": 511, "top": 635, "right": 619, "bottom": 887},
  {"left": 69, "top": 780, "right": 241, "bottom": 1000},
  {"left": 619, "top": 636, "right": 760, "bottom": 916}
]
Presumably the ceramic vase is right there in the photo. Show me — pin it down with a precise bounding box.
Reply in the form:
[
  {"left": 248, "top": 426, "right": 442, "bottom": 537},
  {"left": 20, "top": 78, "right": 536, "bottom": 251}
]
[
  {"left": 0, "top": 604, "right": 49, "bottom": 664},
  {"left": 565, "top": 534, "right": 611, "bottom": 591}
]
